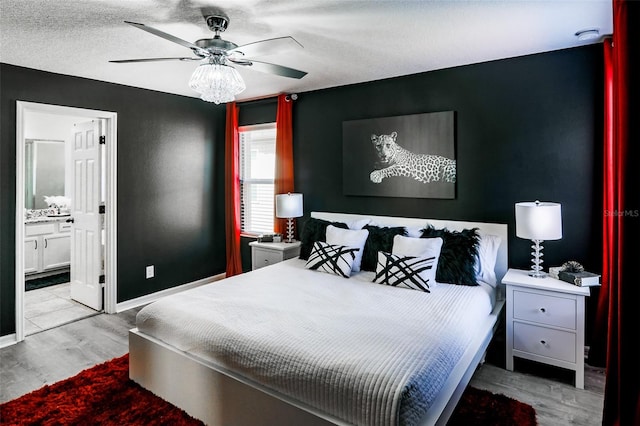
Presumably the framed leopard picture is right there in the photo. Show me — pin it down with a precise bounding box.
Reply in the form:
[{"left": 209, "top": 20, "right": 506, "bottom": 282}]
[{"left": 343, "top": 111, "right": 456, "bottom": 199}]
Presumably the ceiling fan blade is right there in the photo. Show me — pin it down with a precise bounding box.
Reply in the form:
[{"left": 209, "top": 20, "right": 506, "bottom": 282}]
[
  {"left": 230, "top": 59, "right": 307, "bottom": 79},
  {"left": 228, "top": 36, "right": 303, "bottom": 58},
  {"left": 109, "top": 57, "right": 200, "bottom": 63},
  {"left": 124, "top": 21, "right": 208, "bottom": 56}
]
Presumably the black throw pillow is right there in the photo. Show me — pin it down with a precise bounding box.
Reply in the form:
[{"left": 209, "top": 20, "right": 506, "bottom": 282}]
[
  {"left": 420, "top": 225, "right": 480, "bottom": 285},
  {"left": 298, "top": 218, "right": 349, "bottom": 260},
  {"left": 361, "top": 225, "right": 407, "bottom": 272}
]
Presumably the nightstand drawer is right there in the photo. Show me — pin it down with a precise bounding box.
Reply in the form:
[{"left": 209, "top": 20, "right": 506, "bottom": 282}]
[
  {"left": 513, "top": 290, "right": 576, "bottom": 329},
  {"left": 513, "top": 322, "right": 576, "bottom": 363},
  {"left": 253, "top": 248, "right": 283, "bottom": 269}
]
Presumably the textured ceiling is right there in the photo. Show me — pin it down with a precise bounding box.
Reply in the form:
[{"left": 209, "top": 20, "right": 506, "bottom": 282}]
[{"left": 0, "top": 0, "right": 612, "bottom": 102}]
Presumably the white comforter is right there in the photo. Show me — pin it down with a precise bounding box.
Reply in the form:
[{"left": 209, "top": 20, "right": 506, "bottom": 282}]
[{"left": 136, "top": 258, "right": 494, "bottom": 426}]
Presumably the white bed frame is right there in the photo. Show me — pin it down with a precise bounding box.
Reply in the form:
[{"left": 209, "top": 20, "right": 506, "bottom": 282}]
[{"left": 129, "top": 212, "right": 508, "bottom": 426}]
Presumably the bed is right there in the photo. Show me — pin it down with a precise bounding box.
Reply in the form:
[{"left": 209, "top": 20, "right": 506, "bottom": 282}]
[{"left": 129, "top": 212, "right": 508, "bottom": 426}]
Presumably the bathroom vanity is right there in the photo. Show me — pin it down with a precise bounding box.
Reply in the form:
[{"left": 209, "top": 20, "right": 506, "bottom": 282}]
[{"left": 25, "top": 216, "right": 71, "bottom": 277}]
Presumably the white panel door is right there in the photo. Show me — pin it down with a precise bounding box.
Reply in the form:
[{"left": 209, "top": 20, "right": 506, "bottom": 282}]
[{"left": 70, "top": 120, "right": 103, "bottom": 310}]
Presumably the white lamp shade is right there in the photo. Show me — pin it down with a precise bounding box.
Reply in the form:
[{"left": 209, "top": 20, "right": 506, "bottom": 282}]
[
  {"left": 515, "top": 201, "right": 563, "bottom": 240},
  {"left": 275, "top": 193, "right": 303, "bottom": 218}
]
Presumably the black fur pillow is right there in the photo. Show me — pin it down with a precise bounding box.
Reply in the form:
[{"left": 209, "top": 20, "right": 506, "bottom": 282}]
[
  {"left": 361, "top": 225, "right": 407, "bottom": 272},
  {"left": 420, "top": 226, "right": 480, "bottom": 285},
  {"left": 298, "top": 218, "right": 349, "bottom": 260}
]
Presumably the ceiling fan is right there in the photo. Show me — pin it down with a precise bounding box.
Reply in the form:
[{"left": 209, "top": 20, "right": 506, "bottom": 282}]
[{"left": 110, "top": 13, "right": 307, "bottom": 103}]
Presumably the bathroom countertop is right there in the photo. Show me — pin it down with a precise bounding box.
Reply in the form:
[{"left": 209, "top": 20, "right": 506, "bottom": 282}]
[{"left": 25, "top": 215, "right": 71, "bottom": 224}]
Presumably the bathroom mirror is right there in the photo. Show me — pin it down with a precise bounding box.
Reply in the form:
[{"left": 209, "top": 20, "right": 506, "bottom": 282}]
[{"left": 25, "top": 139, "right": 65, "bottom": 210}]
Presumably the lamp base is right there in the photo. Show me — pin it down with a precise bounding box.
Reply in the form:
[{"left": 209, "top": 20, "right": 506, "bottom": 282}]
[
  {"left": 285, "top": 218, "right": 295, "bottom": 243},
  {"left": 528, "top": 239, "right": 546, "bottom": 278}
]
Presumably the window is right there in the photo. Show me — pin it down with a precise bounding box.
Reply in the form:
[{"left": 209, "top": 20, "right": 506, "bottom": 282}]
[{"left": 239, "top": 124, "right": 277, "bottom": 234}]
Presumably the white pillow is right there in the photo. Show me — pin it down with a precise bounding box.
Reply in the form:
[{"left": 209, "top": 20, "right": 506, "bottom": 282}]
[
  {"left": 346, "top": 218, "right": 371, "bottom": 230},
  {"left": 392, "top": 235, "right": 443, "bottom": 287},
  {"left": 405, "top": 226, "right": 425, "bottom": 238},
  {"left": 305, "top": 241, "right": 358, "bottom": 278},
  {"left": 475, "top": 234, "right": 501, "bottom": 287},
  {"left": 373, "top": 251, "right": 435, "bottom": 292},
  {"left": 326, "top": 225, "right": 369, "bottom": 272}
]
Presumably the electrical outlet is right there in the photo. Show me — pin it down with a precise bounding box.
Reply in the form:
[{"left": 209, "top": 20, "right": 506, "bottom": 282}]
[{"left": 146, "top": 265, "right": 154, "bottom": 279}]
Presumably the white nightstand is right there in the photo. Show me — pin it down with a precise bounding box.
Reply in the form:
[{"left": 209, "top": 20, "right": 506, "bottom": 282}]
[
  {"left": 503, "top": 268, "right": 590, "bottom": 389},
  {"left": 249, "top": 241, "right": 301, "bottom": 270}
]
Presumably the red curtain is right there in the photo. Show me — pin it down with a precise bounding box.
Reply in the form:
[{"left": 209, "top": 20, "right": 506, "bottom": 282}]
[
  {"left": 274, "top": 94, "right": 295, "bottom": 236},
  {"left": 225, "top": 102, "right": 242, "bottom": 277},
  {"left": 589, "top": 38, "right": 615, "bottom": 370},
  {"left": 594, "top": 1, "right": 640, "bottom": 424}
]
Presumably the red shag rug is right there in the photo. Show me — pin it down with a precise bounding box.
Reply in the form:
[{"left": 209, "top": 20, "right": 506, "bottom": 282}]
[{"left": 1, "top": 354, "right": 536, "bottom": 425}]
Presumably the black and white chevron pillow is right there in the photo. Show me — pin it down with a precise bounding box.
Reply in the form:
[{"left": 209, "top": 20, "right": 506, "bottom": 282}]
[
  {"left": 373, "top": 251, "right": 436, "bottom": 292},
  {"left": 305, "top": 241, "right": 359, "bottom": 278}
]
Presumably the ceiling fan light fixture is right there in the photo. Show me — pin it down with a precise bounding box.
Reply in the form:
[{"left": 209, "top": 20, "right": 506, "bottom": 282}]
[
  {"left": 189, "top": 58, "right": 246, "bottom": 104},
  {"left": 113, "top": 13, "right": 305, "bottom": 103}
]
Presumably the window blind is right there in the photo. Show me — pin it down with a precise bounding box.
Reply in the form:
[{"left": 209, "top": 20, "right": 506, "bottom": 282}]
[{"left": 239, "top": 124, "right": 276, "bottom": 234}]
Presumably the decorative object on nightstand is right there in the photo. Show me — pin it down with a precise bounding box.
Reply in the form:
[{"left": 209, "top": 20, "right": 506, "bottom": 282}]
[
  {"left": 515, "top": 200, "right": 562, "bottom": 278},
  {"left": 503, "top": 268, "right": 590, "bottom": 389},
  {"left": 275, "top": 193, "right": 303, "bottom": 243},
  {"left": 256, "top": 233, "right": 282, "bottom": 243},
  {"left": 556, "top": 261, "right": 601, "bottom": 287},
  {"left": 249, "top": 241, "right": 301, "bottom": 270},
  {"left": 548, "top": 266, "right": 563, "bottom": 279}
]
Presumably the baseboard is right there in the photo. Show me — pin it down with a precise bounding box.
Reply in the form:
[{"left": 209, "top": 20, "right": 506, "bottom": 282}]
[
  {"left": 116, "top": 272, "right": 227, "bottom": 313},
  {"left": 0, "top": 333, "right": 18, "bottom": 349},
  {"left": 0, "top": 274, "right": 227, "bottom": 348}
]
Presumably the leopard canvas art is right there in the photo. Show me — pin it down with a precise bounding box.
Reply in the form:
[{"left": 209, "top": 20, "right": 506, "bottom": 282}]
[
  {"left": 343, "top": 110, "right": 455, "bottom": 199},
  {"left": 370, "top": 132, "right": 456, "bottom": 184}
]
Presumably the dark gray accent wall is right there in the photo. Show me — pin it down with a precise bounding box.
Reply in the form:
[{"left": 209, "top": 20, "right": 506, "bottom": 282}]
[
  {"left": 294, "top": 45, "right": 603, "bottom": 273},
  {"left": 1, "top": 64, "right": 226, "bottom": 336},
  {"left": 292, "top": 45, "right": 603, "bottom": 339},
  {"left": 238, "top": 98, "right": 277, "bottom": 127}
]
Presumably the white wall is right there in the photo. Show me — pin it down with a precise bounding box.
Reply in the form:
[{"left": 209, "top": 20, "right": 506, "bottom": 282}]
[
  {"left": 24, "top": 112, "right": 87, "bottom": 140},
  {"left": 24, "top": 111, "right": 90, "bottom": 203}
]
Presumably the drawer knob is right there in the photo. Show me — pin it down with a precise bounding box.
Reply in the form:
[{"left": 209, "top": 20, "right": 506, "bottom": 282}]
[{"left": 539, "top": 307, "right": 546, "bottom": 313}]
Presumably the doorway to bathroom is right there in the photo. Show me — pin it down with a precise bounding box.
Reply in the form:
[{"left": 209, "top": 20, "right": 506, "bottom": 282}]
[{"left": 15, "top": 101, "right": 118, "bottom": 341}]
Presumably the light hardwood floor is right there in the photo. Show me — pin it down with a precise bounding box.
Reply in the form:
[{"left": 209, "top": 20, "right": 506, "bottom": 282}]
[
  {"left": 0, "top": 308, "right": 605, "bottom": 425},
  {"left": 1, "top": 307, "right": 140, "bottom": 403}
]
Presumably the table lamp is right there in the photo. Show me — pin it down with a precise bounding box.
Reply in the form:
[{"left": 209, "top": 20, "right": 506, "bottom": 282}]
[
  {"left": 276, "top": 193, "right": 303, "bottom": 243},
  {"left": 515, "top": 200, "right": 563, "bottom": 278}
]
